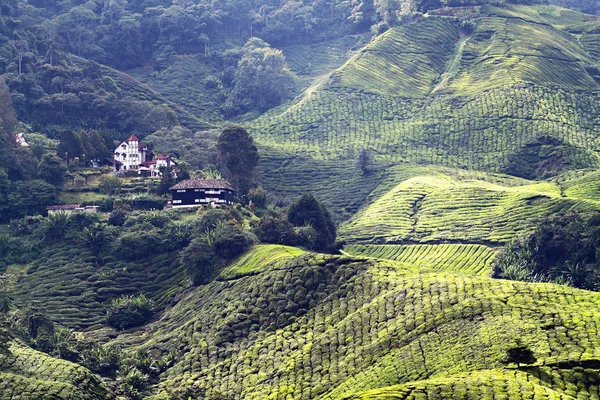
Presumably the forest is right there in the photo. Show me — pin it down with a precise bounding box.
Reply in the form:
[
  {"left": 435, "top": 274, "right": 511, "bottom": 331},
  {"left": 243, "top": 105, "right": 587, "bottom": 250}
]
[{"left": 1, "top": 0, "right": 600, "bottom": 399}]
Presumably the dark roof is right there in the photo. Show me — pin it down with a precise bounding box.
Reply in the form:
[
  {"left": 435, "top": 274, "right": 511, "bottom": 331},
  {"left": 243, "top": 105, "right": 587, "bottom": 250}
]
[
  {"left": 169, "top": 179, "right": 234, "bottom": 191},
  {"left": 47, "top": 204, "right": 80, "bottom": 210}
]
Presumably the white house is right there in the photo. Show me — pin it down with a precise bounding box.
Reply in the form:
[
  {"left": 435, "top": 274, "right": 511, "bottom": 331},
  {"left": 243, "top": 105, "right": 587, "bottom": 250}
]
[{"left": 113, "top": 134, "right": 176, "bottom": 177}]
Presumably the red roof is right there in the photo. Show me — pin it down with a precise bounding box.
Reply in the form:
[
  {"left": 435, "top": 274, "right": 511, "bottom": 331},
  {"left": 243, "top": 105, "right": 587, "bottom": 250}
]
[
  {"left": 156, "top": 154, "right": 168, "bottom": 159},
  {"left": 140, "top": 160, "right": 157, "bottom": 166},
  {"left": 126, "top": 134, "right": 139, "bottom": 142}
]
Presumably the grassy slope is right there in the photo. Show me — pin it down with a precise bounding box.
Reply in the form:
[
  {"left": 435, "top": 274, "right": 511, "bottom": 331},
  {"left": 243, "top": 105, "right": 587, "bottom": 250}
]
[
  {"left": 339, "top": 165, "right": 600, "bottom": 244},
  {"left": 344, "top": 243, "right": 497, "bottom": 276},
  {"left": 219, "top": 244, "right": 306, "bottom": 280},
  {"left": 253, "top": 4, "right": 600, "bottom": 214},
  {"left": 11, "top": 243, "right": 186, "bottom": 329},
  {"left": 106, "top": 247, "right": 600, "bottom": 399},
  {"left": 0, "top": 340, "right": 112, "bottom": 400}
]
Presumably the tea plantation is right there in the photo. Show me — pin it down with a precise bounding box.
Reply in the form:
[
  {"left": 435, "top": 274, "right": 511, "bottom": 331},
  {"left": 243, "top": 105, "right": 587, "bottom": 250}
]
[
  {"left": 254, "top": 4, "right": 600, "bottom": 199},
  {"left": 116, "top": 250, "right": 600, "bottom": 399},
  {"left": 339, "top": 167, "right": 600, "bottom": 244},
  {"left": 3, "top": 1, "right": 600, "bottom": 399},
  {"left": 0, "top": 341, "right": 111, "bottom": 400}
]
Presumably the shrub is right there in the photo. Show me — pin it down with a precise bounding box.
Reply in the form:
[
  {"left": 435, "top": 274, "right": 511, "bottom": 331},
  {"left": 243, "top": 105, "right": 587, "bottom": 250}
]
[
  {"left": 254, "top": 216, "right": 297, "bottom": 245},
  {"left": 99, "top": 175, "right": 122, "bottom": 195},
  {"left": 295, "top": 225, "right": 318, "bottom": 250},
  {"left": 494, "top": 212, "right": 600, "bottom": 290},
  {"left": 115, "top": 230, "right": 164, "bottom": 261},
  {"left": 108, "top": 209, "right": 127, "bottom": 226},
  {"left": 81, "top": 343, "right": 122, "bottom": 376},
  {"left": 107, "top": 294, "right": 154, "bottom": 330},
  {"left": 213, "top": 225, "right": 258, "bottom": 261},
  {"left": 181, "top": 238, "right": 218, "bottom": 285},
  {"left": 288, "top": 194, "right": 337, "bottom": 252},
  {"left": 248, "top": 186, "right": 268, "bottom": 208}
]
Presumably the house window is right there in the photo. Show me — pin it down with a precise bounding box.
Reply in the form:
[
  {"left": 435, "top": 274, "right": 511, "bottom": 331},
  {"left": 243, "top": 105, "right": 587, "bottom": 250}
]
[
  {"left": 195, "top": 199, "right": 200, "bottom": 203},
  {"left": 173, "top": 200, "right": 182, "bottom": 204},
  {"left": 177, "top": 189, "right": 186, "bottom": 193},
  {"left": 194, "top": 189, "right": 201, "bottom": 192}
]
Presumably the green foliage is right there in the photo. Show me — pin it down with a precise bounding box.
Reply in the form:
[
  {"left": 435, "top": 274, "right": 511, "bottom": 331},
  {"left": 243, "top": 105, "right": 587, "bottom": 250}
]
[
  {"left": 213, "top": 224, "right": 258, "bottom": 261},
  {"left": 108, "top": 209, "right": 127, "bottom": 226},
  {"left": 181, "top": 238, "right": 218, "bottom": 286},
  {"left": 42, "top": 212, "right": 71, "bottom": 243},
  {"left": 356, "top": 149, "right": 374, "bottom": 174},
  {"left": 254, "top": 215, "right": 298, "bottom": 246},
  {"left": 7, "top": 179, "right": 58, "bottom": 219},
  {"left": 107, "top": 294, "right": 155, "bottom": 331},
  {"left": 501, "top": 342, "right": 537, "bottom": 367},
  {"left": 248, "top": 186, "right": 268, "bottom": 209},
  {"left": 57, "top": 131, "right": 85, "bottom": 163},
  {"left": 494, "top": 212, "right": 600, "bottom": 290},
  {"left": 288, "top": 193, "right": 337, "bottom": 251},
  {"left": 37, "top": 154, "right": 67, "bottom": 187},
  {"left": 115, "top": 229, "right": 165, "bottom": 261},
  {"left": 157, "top": 166, "right": 176, "bottom": 196},
  {"left": 227, "top": 38, "right": 295, "bottom": 115},
  {"left": 98, "top": 175, "right": 122, "bottom": 195},
  {"left": 217, "top": 125, "right": 259, "bottom": 196}
]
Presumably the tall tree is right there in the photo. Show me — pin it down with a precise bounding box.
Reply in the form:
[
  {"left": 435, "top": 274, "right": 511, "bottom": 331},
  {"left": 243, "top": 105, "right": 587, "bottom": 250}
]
[
  {"left": 0, "top": 169, "right": 10, "bottom": 222},
  {"left": 230, "top": 38, "right": 295, "bottom": 114},
  {"left": 89, "top": 130, "right": 110, "bottom": 161},
  {"left": 37, "top": 154, "right": 67, "bottom": 187},
  {"left": 0, "top": 78, "right": 17, "bottom": 148},
  {"left": 57, "top": 131, "right": 84, "bottom": 163},
  {"left": 217, "top": 125, "right": 259, "bottom": 197},
  {"left": 78, "top": 130, "right": 95, "bottom": 161},
  {"left": 287, "top": 194, "right": 337, "bottom": 252}
]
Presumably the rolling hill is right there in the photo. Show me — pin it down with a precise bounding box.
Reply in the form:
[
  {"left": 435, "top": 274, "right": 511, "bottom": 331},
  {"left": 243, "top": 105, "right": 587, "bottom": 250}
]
[
  {"left": 4, "top": 1, "right": 600, "bottom": 400},
  {"left": 115, "top": 246, "right": 600, "bottom": 399},
  {"left": 254, "top": 4, "right": 600, "bottom": 206}
]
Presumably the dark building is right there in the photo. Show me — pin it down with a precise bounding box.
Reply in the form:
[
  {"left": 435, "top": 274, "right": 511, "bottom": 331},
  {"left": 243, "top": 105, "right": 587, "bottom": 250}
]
[{"left": 169, "top": 179, "right": 236, "bottom": 207}]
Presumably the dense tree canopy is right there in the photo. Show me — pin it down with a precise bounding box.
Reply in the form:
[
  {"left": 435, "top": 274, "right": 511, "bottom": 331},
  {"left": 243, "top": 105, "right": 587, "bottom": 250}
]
[
  {"left": 494, "top": 212, "right": 600, "bottom": 290},
  {"left": 227, "top": 38, "right": 295, "bottom": 115},
  {"left": 288, "top": 194, "right": 337, "bottom": 252},
  {"left": 217, "top": 125, "right": 259, "bottom": 196}
]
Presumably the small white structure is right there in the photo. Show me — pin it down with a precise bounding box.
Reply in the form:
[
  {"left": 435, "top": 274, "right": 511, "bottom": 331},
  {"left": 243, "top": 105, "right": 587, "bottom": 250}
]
[
  {"left": 47, "top": 205, "right": 98, "bottom": 215},
  {"left": 113, "top": 134, "right": 149, "bottom": 171},
  {"left": 113, "top": 134, "right": 176, "bottom": 177},
  {"left": 15, "top": 133, "right": 28, "bottom": 147}
]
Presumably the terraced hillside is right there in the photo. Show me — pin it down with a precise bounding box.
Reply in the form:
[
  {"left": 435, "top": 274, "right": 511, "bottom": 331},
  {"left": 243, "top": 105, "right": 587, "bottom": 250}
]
[
  {"left": 344, "top": 243, "right": 497, "bottom": 276},
  {"left": 339, "top": 166, "right": 600, "bottom": 244},
  {"left": 0, "top": 340, "right": 111, "bottom": 400},
  {"left": 105, "top": 246, "right": 600, "bottom": 399},
  {"left": 11, "top": 242, "right": 186, "bottom": 329},
  {"left": 253, "top": 5, "right": 600, "bottom": 178}
]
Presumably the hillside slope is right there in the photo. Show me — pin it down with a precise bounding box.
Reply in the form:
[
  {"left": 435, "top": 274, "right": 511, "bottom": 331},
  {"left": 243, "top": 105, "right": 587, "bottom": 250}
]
[
  {"left": 0, "top": 340, "right": 112, "bottom": 400},
  {"left": 339, "top": 165, "right": 600, "bottom": 244},
  {"left": 106, "top": 246, "right": 600, "bottom": 399},
  {"left": 254, "top": 4, "right": 600, "bottom": 182}
]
